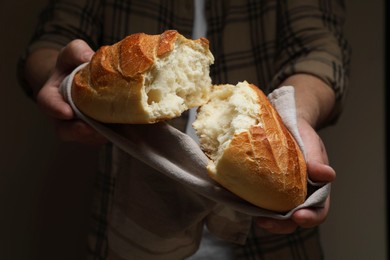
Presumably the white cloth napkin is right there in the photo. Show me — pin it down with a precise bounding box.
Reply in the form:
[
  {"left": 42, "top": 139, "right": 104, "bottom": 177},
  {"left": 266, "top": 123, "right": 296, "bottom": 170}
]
[{"left": 60, "top": 63, "right": 330, "bottom": 219}]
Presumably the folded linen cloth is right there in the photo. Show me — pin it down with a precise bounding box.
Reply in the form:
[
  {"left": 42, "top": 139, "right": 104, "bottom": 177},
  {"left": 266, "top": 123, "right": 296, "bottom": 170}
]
[{"left": 60, "top": 63, "right": 330, "bottom": 258}]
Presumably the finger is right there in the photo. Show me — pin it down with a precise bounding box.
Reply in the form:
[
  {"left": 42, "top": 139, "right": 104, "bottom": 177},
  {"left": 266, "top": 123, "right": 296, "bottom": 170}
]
[
  {"left": 54, "top": 120, "right": 108, "bottom": 145},
  {"left": 307, "top": 160, "right": 336, "bottom": 183},
  {"left": 36, "top": 81, "right": 74, "bottom": 120},
  {"left": 297, "top": 119, "right": 329, "bottom": 164},
  {"left": 57, "top": 39, "right": 94, "bottom": 73},
  {"left": 305, "top": 137, "right": 329, "bottom": 165},
  {"left": 255, "top": 217, "right": 298, "bottom": 234},
  {"left": 291, "top": 197, "right": 330, "bottom": 228}
]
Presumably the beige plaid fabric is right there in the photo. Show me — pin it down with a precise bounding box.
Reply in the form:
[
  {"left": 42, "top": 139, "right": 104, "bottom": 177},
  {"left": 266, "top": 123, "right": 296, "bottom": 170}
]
[{"left": 19, "top": 0, "right": 350, "bottom": 259}]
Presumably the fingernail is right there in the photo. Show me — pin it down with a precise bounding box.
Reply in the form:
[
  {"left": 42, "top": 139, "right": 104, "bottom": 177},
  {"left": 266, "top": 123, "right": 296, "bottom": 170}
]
[{"left": 83, "top": 51, "right": 94, "bottom": 61}]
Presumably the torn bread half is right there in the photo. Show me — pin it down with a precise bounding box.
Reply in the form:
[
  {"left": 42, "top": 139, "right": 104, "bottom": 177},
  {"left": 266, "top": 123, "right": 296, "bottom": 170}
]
[
  {"left": 193, "top": 81, "right": 307, "bottom": 212},
  {"left": 71, "top": 30, "right": 214, "bottom": 124}
]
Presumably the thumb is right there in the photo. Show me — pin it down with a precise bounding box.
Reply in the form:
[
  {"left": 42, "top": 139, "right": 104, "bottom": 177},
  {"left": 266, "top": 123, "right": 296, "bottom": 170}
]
[
  {"left": 56, "top": 39, "right": 94, "bottom": 73},
  {"left": 298, "top": 119, "right": 336, "bottom": 183},
  {"left": 306, "top": 160, "right": 336, "bottom": 183}
]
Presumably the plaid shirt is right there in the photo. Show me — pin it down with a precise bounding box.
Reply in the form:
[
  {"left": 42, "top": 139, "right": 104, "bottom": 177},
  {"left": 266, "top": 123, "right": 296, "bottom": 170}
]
[{"left": 21, "top": 0, "right": 350, "bottom": 259}]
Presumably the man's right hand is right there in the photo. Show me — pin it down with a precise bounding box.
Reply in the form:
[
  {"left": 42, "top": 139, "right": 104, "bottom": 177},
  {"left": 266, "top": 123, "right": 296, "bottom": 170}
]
[{"left": 26, "top": 40, "right": 107, "bottom": 145}]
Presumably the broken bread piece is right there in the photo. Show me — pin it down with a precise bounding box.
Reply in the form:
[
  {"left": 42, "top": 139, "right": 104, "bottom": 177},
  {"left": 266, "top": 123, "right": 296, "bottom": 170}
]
[
  {"left": 193, "top": 81, "right": 307, "bottom": 212},
  {"left": 71, "top": 30, "right": 214, "bottom": 124}
]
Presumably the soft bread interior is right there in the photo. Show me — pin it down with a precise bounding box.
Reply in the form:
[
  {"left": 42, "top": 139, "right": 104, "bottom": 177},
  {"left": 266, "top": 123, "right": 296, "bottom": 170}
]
[
  {"left": 193, "top": 81, "right": 260, "bottom": 169},
  {"left": 143, "top": 39, "right": 213, "bottom": 119}
]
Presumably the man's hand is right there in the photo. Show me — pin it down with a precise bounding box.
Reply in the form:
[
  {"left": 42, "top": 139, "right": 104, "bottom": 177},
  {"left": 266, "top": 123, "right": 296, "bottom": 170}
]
[{"left": 26, "top": 40, "right": 107, "bottom": 145}]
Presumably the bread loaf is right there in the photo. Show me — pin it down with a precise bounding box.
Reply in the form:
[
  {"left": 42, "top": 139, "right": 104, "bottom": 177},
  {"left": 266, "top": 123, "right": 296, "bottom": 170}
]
[
  {"left": 193, "top": 81, "right": 307, "bottom": 212},
  {"left": 71, "top": 30, "right": 214, "bottom": 124}
]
